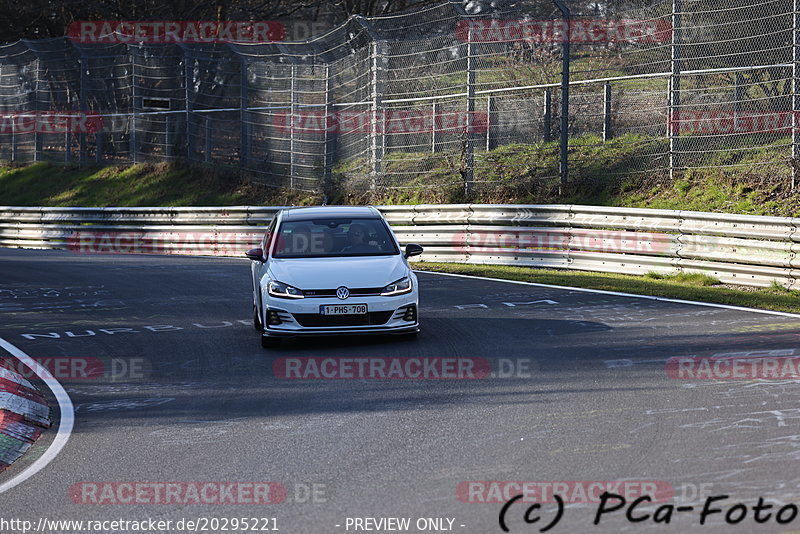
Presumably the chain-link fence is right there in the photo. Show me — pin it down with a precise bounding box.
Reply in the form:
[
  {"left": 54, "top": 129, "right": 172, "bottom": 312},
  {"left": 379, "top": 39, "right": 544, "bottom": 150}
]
[{"left": 0, "top": 0, "right": 797, "bottom": 195}]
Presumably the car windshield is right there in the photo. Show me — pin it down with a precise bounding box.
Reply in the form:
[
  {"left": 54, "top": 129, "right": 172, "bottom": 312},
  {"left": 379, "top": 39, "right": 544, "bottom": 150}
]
[{"left": 272, "top": 217, "right": 399, "bottom": 258}]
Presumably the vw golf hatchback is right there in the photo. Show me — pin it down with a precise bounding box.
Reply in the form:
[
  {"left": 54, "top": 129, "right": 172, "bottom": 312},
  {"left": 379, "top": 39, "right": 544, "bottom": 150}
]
[{"left": 247, "top": 206, "right": 423, "bottom": 348}]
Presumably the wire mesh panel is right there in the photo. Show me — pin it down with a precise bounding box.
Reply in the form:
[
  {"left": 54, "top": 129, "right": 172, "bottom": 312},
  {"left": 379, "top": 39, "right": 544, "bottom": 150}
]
[
  {"left": 129, "top": 44, "right": 186, "bottom": 162},
  {"left": 611, "top": 81, "right": 671, "bottom": 177},
  {"left": 674, "top": 68, "right": 793, "bottom": 176},
  {"left": 0, "top": 42, "right": 37, "bottom": 161},
  {"left": 74, "top": 42, "right": 133, "bottom": 163},
  {"left": 183, "top": 43, "right": 243, "bottom": 166},
  {"left": 0, "top": 0, "right": 799, "bottom": 195}
]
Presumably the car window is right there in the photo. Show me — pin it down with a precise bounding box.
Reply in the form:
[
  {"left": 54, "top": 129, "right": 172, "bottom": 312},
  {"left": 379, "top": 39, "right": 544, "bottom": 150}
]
[
  {"left": 262, "top": 217, "right": 278, "bottom": 256},
  {"left": 272, "top": 217, "right": 399, "bottom": 258}
]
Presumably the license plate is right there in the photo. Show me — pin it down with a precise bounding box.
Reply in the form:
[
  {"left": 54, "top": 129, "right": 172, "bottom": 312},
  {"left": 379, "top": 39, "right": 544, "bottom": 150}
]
[{"left": 320, "top": 304, "right": 368, "bottom": 315}]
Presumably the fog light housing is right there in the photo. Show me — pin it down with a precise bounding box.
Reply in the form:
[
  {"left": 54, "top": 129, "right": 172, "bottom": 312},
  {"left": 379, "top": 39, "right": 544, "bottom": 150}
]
[
  {"left": 402, "top": 305, "right": 417, "bottom": 322},
  {"left": 267, "top": 310, "right": 282, "bottom": 326}
]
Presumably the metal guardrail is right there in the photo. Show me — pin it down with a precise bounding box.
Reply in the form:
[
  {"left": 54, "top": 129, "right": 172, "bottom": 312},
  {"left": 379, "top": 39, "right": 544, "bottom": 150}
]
[{"left": 1, "top": 204, "right": 797, "bottom": 288}]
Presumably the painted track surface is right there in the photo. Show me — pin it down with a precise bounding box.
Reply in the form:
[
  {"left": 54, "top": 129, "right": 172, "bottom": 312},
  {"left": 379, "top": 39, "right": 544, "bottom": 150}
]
[{"left": 1, "top": 248, "right": 800, "bottom": 533}]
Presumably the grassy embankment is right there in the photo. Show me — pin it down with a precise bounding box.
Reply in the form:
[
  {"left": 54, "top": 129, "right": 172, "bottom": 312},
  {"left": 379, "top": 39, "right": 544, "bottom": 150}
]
[{"left": 3, "top": 137, "right": 800, "bottom": 314}]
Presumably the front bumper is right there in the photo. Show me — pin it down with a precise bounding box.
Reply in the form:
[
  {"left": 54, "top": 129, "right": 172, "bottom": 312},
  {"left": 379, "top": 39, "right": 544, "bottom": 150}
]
[
  {"left": 261, "top": 295, "right": 418, "bottom": 338},
  {"left": 263, "top": 324, "right": 419, "bottom": 338}
]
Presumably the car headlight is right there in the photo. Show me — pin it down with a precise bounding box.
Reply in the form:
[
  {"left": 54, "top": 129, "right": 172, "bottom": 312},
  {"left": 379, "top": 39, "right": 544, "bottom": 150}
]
[
  {"left": 268, "top": 280, "right": 304, "bottom": 299},
  {"left": 381, "top": 276, "right": 412, "bottom": 296}
]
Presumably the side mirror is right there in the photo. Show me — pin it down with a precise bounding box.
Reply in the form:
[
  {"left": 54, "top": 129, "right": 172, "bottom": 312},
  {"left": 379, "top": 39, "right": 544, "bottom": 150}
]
[
  {"left": 404, "top": 243, "right": 424, "bottom": 259},
  {"left": 246, "top": 247, "right": 265, "bottom": 262}
]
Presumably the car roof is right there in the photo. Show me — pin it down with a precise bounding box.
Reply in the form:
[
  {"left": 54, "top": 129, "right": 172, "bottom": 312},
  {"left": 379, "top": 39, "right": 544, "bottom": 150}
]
[{"left": 280, "top": 206, "right": 381, "bottom": 221}]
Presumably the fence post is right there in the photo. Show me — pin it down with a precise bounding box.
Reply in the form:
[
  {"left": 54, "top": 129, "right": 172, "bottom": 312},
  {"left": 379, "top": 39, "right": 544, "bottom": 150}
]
[
  {"left": 34, "top": 59, "right": 42, "bottom": 162},
  {"left": 432, "top": 101, "right": 441, "bottom": 153},
  {"left": 553, "top": 0, "right": 570, "bottom": 184},
  {"left": 543, "top": 88, "right": 552, "bottom": 142},
  {"left": 603, "top": 82, "right": 613, "bottom": 141},
  {"left": 79, "top": 56, "right": 87, "bottom": 165},
  {"left": 370, "top": 40, "right": 386, "bottom": 189},
  {"left": 732, "top": 71, "right": 744, "bottom": 133},
  {"left": 96, "top": 129, "right": 104, "bottom": 163},
  {"left": 277, "top": 44, "right": 301, "bottom": 189},
  {"left": 240, "top": 58, "right": 250, "bottom": 168},
  {"left": 130, "top": 47, "right": 138, "bottom": 164},
  {"left": 166, "top": 115, "right": 173, "bottom": 159},
  {"left": 669, "top": 0, "right": 682, "bottom": 181},
  {"left": 793, "top": 0, "right": 799, "bottom": 190},
  {"left": 486, "top": 94, "right": 498, "bottom": 150},
  {"left": 290, "top": 64, "right": 297, "bottom": 188},
  {"left": 205, "top": 115, "right": 213, "bottom": 163},
  {"left": 324, "top": 64, "right": 337, "bottom": 201},
  {"left": 185, "top": 53, "right": 194, "bottom": 160},
  {"left": 734, "top": 72, "right": 743, "bottom": 114},
  {"left": 11, "top": 120, "right": 16, "bottom": 161},
  {"left": 354, "top": 17, "right": 385, "bottom": 189},
  {"left": 464, "top": 25, "right": 475, "bottom": 194}
]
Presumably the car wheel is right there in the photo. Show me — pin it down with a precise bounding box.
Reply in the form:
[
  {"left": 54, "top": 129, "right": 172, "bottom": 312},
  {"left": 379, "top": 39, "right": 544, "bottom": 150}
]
[
  {"left": 261, "top": 334, "right": 281, "bottom": 349},
  {"left": 253, "top": 304, "right": 263, "bottom": 331}
]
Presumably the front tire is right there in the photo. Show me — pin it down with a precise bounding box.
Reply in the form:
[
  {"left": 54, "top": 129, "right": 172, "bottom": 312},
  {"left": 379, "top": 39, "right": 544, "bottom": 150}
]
[{"left": 253, "top": 304, "right": 263, "bottom": 331}]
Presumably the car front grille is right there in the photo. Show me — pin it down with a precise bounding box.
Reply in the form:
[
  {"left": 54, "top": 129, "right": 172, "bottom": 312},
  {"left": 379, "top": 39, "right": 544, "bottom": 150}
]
[
  {"left": 301, "top": 288, "right": 383, "bottom": 297},
  {"left": 292, "top": 311, "right": 394, "bottom": 327}
]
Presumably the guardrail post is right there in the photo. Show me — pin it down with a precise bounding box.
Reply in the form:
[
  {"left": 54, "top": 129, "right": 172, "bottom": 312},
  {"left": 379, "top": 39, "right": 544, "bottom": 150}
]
[
  {"left": 543, "top": 88, "right": 552, "bottom": 143},
  {"left": 669, "top": 0, "right": 682, "bottom": 181},
  {"left": 486, "top": 94, "right": 498, "bottom": 151},
  {"left": 603, "top": 82, "right": 612, "bottom": 141}
]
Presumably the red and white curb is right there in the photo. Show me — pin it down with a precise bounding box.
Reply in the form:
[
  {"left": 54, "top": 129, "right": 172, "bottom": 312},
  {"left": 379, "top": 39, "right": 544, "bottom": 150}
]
[
  {"left": 0, "top": 360, "right": 50, "bottom": 472},
  {"left": 0, "top": 337, "right": 72, "bottom": 493}
]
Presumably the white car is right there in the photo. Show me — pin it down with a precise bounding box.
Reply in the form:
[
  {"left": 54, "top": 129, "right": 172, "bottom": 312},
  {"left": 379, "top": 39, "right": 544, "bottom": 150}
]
[{"left": 246, "top": 206, "right": 423, "bottom": 348}]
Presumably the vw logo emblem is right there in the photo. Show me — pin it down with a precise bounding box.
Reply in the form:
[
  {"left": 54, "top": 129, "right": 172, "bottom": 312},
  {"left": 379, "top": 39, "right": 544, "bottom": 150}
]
[{"left": 336, "top": 286, "right": 350, "bottom": 300}]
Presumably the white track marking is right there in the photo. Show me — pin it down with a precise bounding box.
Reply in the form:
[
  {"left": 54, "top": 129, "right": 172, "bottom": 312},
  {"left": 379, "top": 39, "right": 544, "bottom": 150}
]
[
  {"left": 417, "top": 270, "right": 800, "bottom": 319},
  {"left": 0, "top": 337, "right": 74, "bottom": 494}
]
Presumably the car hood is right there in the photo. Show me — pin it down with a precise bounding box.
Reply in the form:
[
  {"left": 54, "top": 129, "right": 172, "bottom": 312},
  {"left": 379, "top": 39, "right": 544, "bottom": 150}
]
[{"left": 267, "top": 255, "right": 409, "bottom": 289}]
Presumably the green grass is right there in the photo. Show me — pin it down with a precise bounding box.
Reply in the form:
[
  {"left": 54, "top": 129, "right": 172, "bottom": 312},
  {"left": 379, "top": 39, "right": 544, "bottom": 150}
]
[
  {"left": 643, "top": 271, "right": 721, "bottom": 286},
  {"left": 0, "top": 161, "right": 319, "bottom": 207},
  {"left": 3, "top": 130, "right": 800, "bottom": 216},
  {"left": 415, "top": 262, "right": 800, "bottom": 314},
  {"left": 334, "top": 134, "right": 666, "bottom": 205},
  {"left": 328, "top": 131, "right": 800, "bottom": 214}
]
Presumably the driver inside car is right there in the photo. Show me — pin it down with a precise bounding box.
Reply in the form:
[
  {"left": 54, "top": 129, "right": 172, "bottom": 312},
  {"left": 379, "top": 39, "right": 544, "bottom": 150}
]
[{"left": 342, "top": 222, "right": 377, "bottom": 253}]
